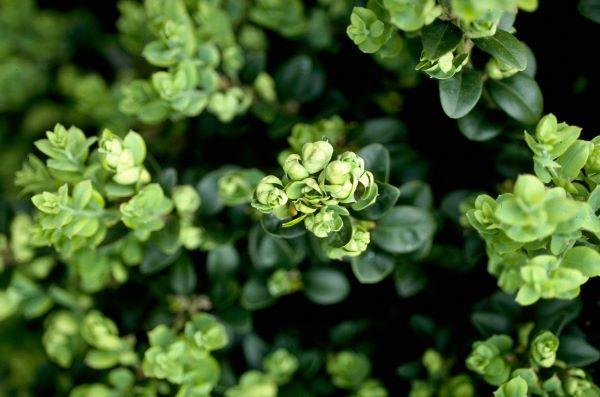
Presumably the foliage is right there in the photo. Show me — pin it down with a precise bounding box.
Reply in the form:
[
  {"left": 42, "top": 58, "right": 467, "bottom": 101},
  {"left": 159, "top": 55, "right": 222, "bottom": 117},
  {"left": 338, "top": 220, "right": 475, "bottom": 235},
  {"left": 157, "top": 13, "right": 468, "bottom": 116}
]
[{"left": 0, "top": 1, "right": 599, "bottom": 397}]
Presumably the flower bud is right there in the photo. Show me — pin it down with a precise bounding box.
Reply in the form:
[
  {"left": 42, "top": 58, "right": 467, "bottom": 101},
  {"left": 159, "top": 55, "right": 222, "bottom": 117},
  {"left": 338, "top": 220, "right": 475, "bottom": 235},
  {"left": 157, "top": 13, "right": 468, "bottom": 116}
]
[
  {"left": 185, "top": 313, "right": 228, "bottom": 352},
  {"left": 347, "top": 7, "right": 391, "bottom": 53},
  {"left": 530, "top": 331, "right": 558, "bottom": 368},
  {"left": 267, "top": 269, "right": 303, "bottom": 297},
  {"left": 466, "top": 335, "right": 513, "bottom": 386},
  {"left": 251, "top": 176, "right": 288, "bottom": 216},
  {"left": 535, "top": 113, "right": 559, "bottom": 144},
  {"left": 173, "top": 185, "right": 201, "bottom": 214},
  {"left": 301, "top": 141, "right": 333, "bottom": 174},
  {"left": 440, "top": 375, "right": 474, "bottom": 397},
  {"left": 283, "top": 154, "right": 310, "bottom": 181},
  {"left": 585, "top": 144, "right": 600, "bottom": 173},
  {"left": 113, "top": 166, "right": 142, "bottom": 185},
  {"left": 321, "top": 160, "right": 357, "bottom": 203},
  {"left": 327, "top": 351, "right": 371, "bottom": 389},
  {"left": 486, "top": 58, "right": 520, "bottom": 80},
  {"left": 263, "top": 348, "right": 299, "bottom": 384},
  {"left": 46, "top": 124, "right": 69, "bottom": 148},
  {"left": 81, "top": 311, "right": 121, "bottom": 351},
  {"left": 326, "top": 224, "right": 370, "bottom": 259},
  {"left": 305, "top": 205, "right": 345, "bottom": 238},
  {"left": 179, "top": 225, "right": 203, "bottom": 250},
  {"left": 493, "top": 376, "right": 528, "bottom": 397},
  {"left": 32, "top": 191, "right": 61, "bottom": 214}
]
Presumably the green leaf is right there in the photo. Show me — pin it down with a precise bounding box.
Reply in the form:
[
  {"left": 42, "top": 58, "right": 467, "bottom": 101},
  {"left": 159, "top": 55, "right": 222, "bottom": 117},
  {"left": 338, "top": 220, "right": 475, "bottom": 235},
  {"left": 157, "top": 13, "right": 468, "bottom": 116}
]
[
  {"left": 140, "top": 246, "right": 180, "bottom": 275},
  {"left": 351, "top": 249, "right": 394, "bottom": 284},
  {"left": 303, "top": 269, "right": 350, "bottom": 305},
  {"left": 353, "top": 182, "right": 400, "bottom": 221},
  {"left": 72, "top": 180, "right": 93, "bottom": 210},
  {"left": 458, "top": 108, "right": 504, "bottom": 141},
  {"left": 275, "top": 55, "right": 325, "bottom": 103},
  {"left": 588, "top": 186, "right": 600, "bottom": 212},
  {"left": 558, "top": 335, "right": 600, "bottom": 367},
  {"left": 556, "top": 140, "right": 591, "bottom": 181},
  {"left": 372, "top": 206, "right": 436, "bottom": 254},
  {"left": 248, "top": 226, "right": 306, "bottom": 269},
  {"left": 396, "top": 181, "right": 433, "bottom": 210},
  {"left": 327, "top": 216, "right": 353, "bottom": 248},
  {"left": 207, "top": 245, "right": 240, "bottom": 278},
  {"left": 241, "top": 278, "right": 275, "bottom": 310},
  {"left": 562, "top": 246, "right": 600, "bottom": 277},
  {"left": 472, "top": 312, "right": 512, "bottom": 336},
  {"left": 358, "top": 143, "right": 391, "bottom": 182},
  {"left": 394, "top": 261, "right": 427, "bottom": 297},
  {"left": 170, "top": 255, "right": 196, "bottom": 295},
  {"left": 473, "top": 30, "right": 527, "bottom": 71},
  {"left": 421, "top": 20, "right": 463, "bottom": 60},
  {"left": 439, "top": 70, "right": 483, "bottom": 119},
  {"left": 488, "top": 72, "right": 543, "bottom": 124},
  {"left": 579, "top": 0, "right": 600, "bottom": 23},
  {"left": 261, "top": 214, "right": 307, "bottom": 239}
]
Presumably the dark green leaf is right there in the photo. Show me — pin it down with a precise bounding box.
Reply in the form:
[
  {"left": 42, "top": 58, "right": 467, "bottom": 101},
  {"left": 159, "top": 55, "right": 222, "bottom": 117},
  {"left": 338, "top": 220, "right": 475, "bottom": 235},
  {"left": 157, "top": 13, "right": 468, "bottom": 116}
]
[
  {"left": 372, "top": 206, "right": 436, "bottom": 254},
  {"left": 579, "top": 0, "right": 600, "bottom": 23},
  {"left": 169, "top": 255, "right": 196, "bottom": 294},
  {"left": 473, "top": 30, "right": 527, "bottom": 70},
  {"left": 488, "top": 72, "right": 543, "bottom": 124},
  {"left": 457, "top": 107, "right": 505, "bottom": 141},
  {"left": 261, "top": 214, "right": 307, "bottom": 239},
  {"left": 327, "top": 216, "right": 353, "bottom": 248},
  {"left": 421, "top": 20, "right": 463, "bottom": 60},
  {"left": 396, "top": 181, "right": 433, "bottom": 210},
  {"left": 439, "top": 70, "right": 483, "bottom": 119},
  {"left": 472, "top": 312, "right": 512, "bottom": 336},
  {"left": 358, "top": 143, "right": 390, "bottom": 182},
  {"left": 558, "top": 335, "right": 600, "bottom": 367},
  {"left": 394, "top": 261, "right": 427, "bottom": 297},
  {"left": 241, "top": 278, "right": 275, "bottom": 310},
  {"left": 275, "top": 55, "right": 325, "bottom": 103},
  {"left": 351, "top": 249, "right": 394, "bottom": 284},
  {"left": 353, "top": 182, "right": 400, "bottom": 221},
  {"left": 207, "top": 245, "right": 240, "bottom": 278},
  {"left": 140, "top": 246, "right": 181, "bottom": 275},
  {"left": 303, "top": 269, "right": 350, "bottom": 305}
]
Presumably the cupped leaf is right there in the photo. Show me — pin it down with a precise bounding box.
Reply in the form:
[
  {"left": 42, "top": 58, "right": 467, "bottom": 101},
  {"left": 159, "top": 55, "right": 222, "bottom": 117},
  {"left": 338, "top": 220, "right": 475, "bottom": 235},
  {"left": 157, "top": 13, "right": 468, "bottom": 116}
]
[{"left": 439, "top": 70, "right": 483, "bottom": 119}]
